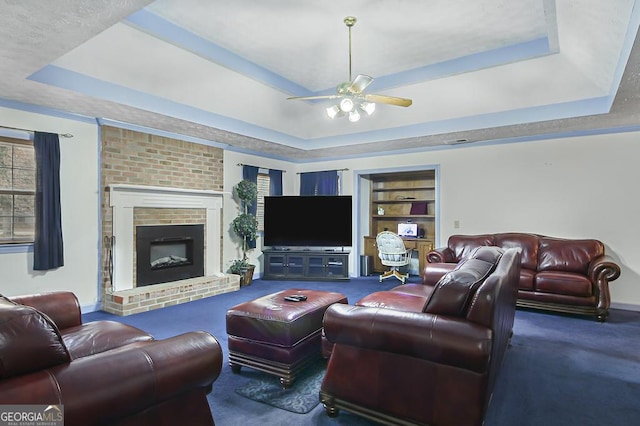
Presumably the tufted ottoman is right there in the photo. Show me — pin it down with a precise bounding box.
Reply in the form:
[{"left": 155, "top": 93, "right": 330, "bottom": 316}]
[{"left": 226, "top": 288, "right": 347, "bottom": 388}]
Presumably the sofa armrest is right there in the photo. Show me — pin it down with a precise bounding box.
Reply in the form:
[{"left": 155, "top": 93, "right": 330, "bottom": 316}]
[
  {"left": 0, "top": 331, "right": 222, "bottom": 425},
  {"left": 426, "top": 247, "right": 455, "bottom": 263},
  {"left": 588, "top": 255, "right": 621, "bottom": 311},
  {"left": 9, "top": 291, "right": 81, "bottom": 330},
  {"left": 588, "top": 255, "right": 621, "bottom": 283},
  {"left": 323, "top": 304, "right": 491, "bottom": 373},
  {"left": 422, "top": 262, "right": 456, "bottom": 286}
]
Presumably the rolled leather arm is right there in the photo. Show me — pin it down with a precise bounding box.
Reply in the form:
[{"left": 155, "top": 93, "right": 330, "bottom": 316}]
[
  {"left": 0, "top": 331, "right": 222, "bottom": 425},
  {"left": 588, "top": 255, "right": 621, "bottom": 311},
  {"left": 323, "top": 304, "right": 492, "bottom": 373},
  {"left": 9, "top": 291, "right": 81, "bottom": 330},
  {"left": 588, "top": 255, "right": 621, "bottom": 284},
  {"left": 426, "top": 247, "right": 455, "bottom": 263},
  {"left": 422, "top": 262, "right": 456, "bottom": 286}
]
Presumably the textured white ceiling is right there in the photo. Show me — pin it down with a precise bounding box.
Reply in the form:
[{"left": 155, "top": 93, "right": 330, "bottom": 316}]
[{"left": 1, "top": 0, "right": 639, "bottom": 161}]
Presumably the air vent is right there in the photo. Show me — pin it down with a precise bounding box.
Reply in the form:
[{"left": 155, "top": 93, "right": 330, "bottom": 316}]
[{"left": 445, "top": 139, "right": 471, "bottom": 145}]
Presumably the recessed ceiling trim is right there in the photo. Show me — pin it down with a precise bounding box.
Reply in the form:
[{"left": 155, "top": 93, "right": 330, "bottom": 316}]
[
  {"left": 372, "top": 37, "right": 553, "bottom": 90},
  {"left": 604, "top": 2, "right": 640, "bottom": 107},
  {"left": 27, "top": 65, "right": 306, "bottom": 148},
  {"left": 301, "top": 96, "right": 612, "bottom": 149},
  {"left": 125, "top": 8, "right": 555, "bottom": 98},
  {"left": 27, "top": 63, "right": 612, "bottom": 151},
  {"left": 124, "top": 9, "right": 313, "bottom": 97}
]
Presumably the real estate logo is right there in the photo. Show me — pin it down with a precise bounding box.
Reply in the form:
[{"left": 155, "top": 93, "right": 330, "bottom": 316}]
[{"left": 0, "top": 405, "right": 63, "bottom": 426}]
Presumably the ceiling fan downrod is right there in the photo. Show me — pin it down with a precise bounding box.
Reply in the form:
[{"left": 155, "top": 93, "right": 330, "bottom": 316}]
[{"left": 344, "top": 16, "right": 357, "bottom": 82}]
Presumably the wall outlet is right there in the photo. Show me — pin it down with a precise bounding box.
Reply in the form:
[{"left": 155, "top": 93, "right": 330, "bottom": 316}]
[{"left": 454, "top": 220, "right": 460, "bottom": 229}]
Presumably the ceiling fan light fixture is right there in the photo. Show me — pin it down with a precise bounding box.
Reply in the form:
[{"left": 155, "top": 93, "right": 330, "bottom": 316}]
[
  {"left": 326, "top": 105, "right": 341, "bottom": 119},
  {"left": 339, "top": 97, "right": 354, "bottom": 112},
  {"left": 360, "top": 101, "right": 376, "bottom": 116},
  {"left": 286, "top": 16, "right": 412, "bottom": 121}
]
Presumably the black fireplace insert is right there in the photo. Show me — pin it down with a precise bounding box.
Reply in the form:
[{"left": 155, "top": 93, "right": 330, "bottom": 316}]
[{"left": 136, "top": 224, "right": 205, "bottom": 286}]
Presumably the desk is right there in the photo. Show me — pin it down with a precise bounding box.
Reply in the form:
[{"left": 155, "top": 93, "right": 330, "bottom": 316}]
[{"left": 363, "top": 236, "right": 433, "bottom": 275}]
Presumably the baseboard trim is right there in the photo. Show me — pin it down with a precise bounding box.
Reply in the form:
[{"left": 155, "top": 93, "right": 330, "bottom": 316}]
[{"left": 611, "top": 302, "right": 640, "bottom": 312}]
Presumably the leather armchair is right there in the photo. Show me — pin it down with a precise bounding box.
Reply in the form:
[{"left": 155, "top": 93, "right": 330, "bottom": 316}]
[{"left": 0, "top": 292, "right": 222, "bottom": 425}]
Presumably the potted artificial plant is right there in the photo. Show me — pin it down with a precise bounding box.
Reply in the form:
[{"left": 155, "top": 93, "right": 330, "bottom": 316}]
[{"left": 230, "top": 179, "right": 258, "bottom": 286}]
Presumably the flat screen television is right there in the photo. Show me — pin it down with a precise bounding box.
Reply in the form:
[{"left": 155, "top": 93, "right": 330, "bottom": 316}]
[{"left": 263, "top": 196, "right": 352, "bottom": 248}]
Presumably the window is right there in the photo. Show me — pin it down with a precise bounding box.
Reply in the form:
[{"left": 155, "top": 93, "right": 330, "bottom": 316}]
[
  {"left": 0, "top": 136, "right": 36, "bottom": 244},
  {"left": 256, "top": 172, "right": 270, "bottom": 231}
]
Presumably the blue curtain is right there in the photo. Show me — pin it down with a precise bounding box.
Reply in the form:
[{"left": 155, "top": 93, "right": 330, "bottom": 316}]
[
  {"left": 300, "top": 170, "right": 338, "bottom": 195},
  {"left": 269, "top": 169, "right": 283, "bottom": 196},
  {"left": 242, "top": 166, "right": 259, "bottom": 249},
  {"left": 33, "top": 132, "right": 64, "bottom": 270}
]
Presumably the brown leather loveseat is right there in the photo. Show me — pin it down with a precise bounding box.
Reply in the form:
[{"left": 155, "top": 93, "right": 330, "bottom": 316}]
[
  {"left": 424, "top": 233, "right": 621, "bottom": 321},
  {"left": 320, "top": 246, "right": 521, "bottom": 426},
  {"left": 0, "top": 291, "right": 222, "bottom": 425}
]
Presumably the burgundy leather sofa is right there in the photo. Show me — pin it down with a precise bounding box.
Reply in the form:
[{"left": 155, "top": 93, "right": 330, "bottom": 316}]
[
  {"left": 321, "top": 246, "right": 521, "bottom": 426},
  {"left": 424, "top": 233, "right": 621, "bottom": 321},
  {"left": 0, "top": 291, "right": 222, "bottom": 426}
]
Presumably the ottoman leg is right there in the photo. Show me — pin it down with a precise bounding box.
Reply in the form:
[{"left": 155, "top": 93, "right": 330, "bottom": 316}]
[
  {"left": 230, "top": 362, "right": 242, "bottom": 374},
  {"left": 280, "top": 376, "right": 294, "bottom": 389}
]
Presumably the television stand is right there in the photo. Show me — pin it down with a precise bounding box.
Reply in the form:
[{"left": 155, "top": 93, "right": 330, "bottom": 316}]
[{"left": 262, "top": 249, "right": 350, "bottom": 281}]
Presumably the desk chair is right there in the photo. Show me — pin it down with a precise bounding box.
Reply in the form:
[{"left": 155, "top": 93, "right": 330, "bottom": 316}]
[{"left": 376, "top": 231, "right": 411, "bottom": 283}]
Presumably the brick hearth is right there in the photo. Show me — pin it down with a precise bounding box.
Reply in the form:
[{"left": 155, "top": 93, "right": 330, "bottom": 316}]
[{"left": 102, "top": 274, "right": 239, "bottom": 316}]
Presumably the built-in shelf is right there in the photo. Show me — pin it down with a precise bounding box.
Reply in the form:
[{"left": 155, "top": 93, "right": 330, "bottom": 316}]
[{"left": 365, "top": 170, "right": 438, "bottom": 274}]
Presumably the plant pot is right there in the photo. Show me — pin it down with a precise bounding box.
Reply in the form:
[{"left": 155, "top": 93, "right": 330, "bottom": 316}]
[{"left": 240, "top": 264, "right": 255, "bottom": 286}]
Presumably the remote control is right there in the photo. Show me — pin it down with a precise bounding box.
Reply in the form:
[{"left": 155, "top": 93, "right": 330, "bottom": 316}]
[{"left": 284, "top": 295, "right": 307, "bottom": 302}]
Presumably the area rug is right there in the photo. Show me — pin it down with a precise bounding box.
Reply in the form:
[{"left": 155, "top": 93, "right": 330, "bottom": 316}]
[{"left": 234, "top": 361, "right": 326, "bottom": 414}]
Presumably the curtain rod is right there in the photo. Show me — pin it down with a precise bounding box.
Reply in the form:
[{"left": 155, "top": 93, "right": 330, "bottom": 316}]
[
  {"left": 0, "top": 124, "right": 73, "bottom": 138},
  {"left": 296, "top": 168, "right": 349, "bottom": 174},
  {"left": 236, "top": 163, "right": 286, "bottom": 172}
]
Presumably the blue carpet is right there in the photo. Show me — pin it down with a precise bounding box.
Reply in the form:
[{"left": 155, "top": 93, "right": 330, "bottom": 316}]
[{"left": 84, "top": 276, "right": 640, "bottom": 426}]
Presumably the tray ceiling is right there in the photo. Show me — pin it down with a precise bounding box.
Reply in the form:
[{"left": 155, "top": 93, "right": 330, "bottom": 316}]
[{"left": 1, "top": 0, "right": 639, "bottom": 161}]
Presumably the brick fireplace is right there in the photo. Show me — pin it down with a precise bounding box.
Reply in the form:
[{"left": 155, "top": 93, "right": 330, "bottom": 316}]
[
  {"left": 102, "top": 184, "right": 239, "bottom": 315},
  {"left": 100, "top": 127, "right": 238, "bottom": 316}
]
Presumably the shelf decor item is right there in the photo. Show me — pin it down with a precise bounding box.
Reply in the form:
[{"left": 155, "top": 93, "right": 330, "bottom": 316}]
[
  {"left": 230, "top": 179, "right": 258, "bottom": 285},
  {"left": 410, "top": 201, "right": 428, "bottom": 215}
]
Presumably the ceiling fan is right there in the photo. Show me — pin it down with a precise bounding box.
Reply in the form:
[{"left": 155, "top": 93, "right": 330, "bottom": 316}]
[{"left": 287, "top": 16, "right": 412, "bottom": 122}]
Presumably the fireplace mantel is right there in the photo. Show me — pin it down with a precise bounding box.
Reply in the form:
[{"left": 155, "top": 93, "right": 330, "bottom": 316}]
[{"left": 109, "top": 184, "right": 227, "bottom": 291}]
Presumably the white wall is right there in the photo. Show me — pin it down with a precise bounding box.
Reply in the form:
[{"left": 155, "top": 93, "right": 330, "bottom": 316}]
[{"left": 0, "top": 107, "right": 100, "bottom": 310}]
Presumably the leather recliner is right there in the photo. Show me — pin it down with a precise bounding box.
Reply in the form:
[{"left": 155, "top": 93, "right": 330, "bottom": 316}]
[{"left": 0, "top": 291, "right": 222, "bottom": 425}]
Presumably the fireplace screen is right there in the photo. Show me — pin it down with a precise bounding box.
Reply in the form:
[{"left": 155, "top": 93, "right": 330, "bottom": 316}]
[{"left": 136, "top": 224, "right": 205, "bottom": 286}]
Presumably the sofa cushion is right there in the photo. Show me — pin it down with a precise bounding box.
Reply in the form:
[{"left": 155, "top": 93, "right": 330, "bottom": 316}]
[
  {"left": 0, "top": 297, "right": 70, "bottom": 378},
  {"left": 494, "top": 233, "right": 539, "bottom": 271},
  {"left": 538, "top": 238, "right": 604, "bottom": 274},
  {"left": 518, "top": 268, "right": 536, "bottom": 291},
  {"left": 424, "top": 246, "right": 503, "bottom": 316},
  {"left": 356, "top": 291, "right": 429, "bottom": 313},
  {"left": 535, "top": 271, "right": 593, "bottom": 296},
  {"left": 390, "top": 283, "right": 435, "bottom": 299}
]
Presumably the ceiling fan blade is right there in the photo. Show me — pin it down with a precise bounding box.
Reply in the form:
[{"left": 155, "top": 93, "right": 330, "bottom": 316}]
[
  {"left": 364, "top": 93, "right": 413, "bottom": 107},
  {"left": 348, "top": 74, "right": 374, "bottom": 94},
  {"left": 287, "top": 95, "right": 340, "bottom": 101}
]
